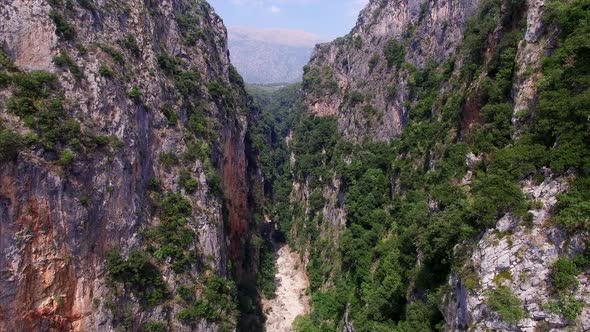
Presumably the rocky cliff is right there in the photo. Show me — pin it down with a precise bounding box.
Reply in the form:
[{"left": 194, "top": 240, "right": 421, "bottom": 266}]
[
  {"left": 444, "top": 170, "right": 590, "bottom": 331},
  {"left": 282, "top": 0, "right": 590, "bottom": 330},
  {"left": 0, "top": 0, "right": 257, "bottom": 331},
  {"left": 303, "top": 0, "right": 482, "bottom": 142}
]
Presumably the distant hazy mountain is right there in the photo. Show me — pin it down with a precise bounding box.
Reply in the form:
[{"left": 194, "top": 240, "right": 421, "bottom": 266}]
[{"left": 228, "top": 27, "right": 322, "bottom": 84}]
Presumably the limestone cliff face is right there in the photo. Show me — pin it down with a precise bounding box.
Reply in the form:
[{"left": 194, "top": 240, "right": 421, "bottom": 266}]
[
  {"left": 0, "top": 0, "right": 253, "bottom": 331},
  {"left": 303, "top": 0, "right": 481, "bottom": 142},
  {"left": 444, "top": 171, "right": 590, "bottom": 331},
  {"left": 289, "top": 0, "right": 589, "bottom": 330},
  {"left": 297, "top": 0, "right": 557, "bottom": 267}
]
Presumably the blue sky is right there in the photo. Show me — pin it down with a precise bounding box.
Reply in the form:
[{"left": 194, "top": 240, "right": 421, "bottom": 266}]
[{"left": 207, "top": 0, "right": 369, "bottom": 40}]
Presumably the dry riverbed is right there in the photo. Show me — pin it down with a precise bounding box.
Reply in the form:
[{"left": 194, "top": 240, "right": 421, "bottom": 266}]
[{"left": 262, "top": 245, "right": 310, "bottom": 332}]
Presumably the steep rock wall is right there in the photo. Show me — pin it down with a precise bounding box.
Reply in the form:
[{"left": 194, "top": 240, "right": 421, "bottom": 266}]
[
  {"left": 444, "top": 171, "right": 590, "bottom": 331},
  {"left": 285, "top": 0, "right": 590, "bottom": 330},
  {"left": 0, "top": 0, "right": 253, "bottom": 330},
  {"left": 303, "top": 0, "right": 481, "bottom": 142}
]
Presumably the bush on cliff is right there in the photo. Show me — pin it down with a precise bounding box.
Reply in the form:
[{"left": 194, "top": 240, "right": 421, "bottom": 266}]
[{"left": 0, "top": 129, "right": 23, "bottom": 161}]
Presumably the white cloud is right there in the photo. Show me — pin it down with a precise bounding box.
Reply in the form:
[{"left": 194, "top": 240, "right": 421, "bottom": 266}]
[{"left": 269, "top": 5, "right": 281, "bottom": 13}]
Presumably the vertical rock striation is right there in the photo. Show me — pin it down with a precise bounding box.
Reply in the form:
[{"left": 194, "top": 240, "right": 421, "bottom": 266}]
[
  {"left": 303, "top": 0, "right": 482, "bottom": 142},
  {"left": 0, "top": 0, "right": 255, "bottom": 330},
  {"left": 285, "top": 0, "right": 589, "bottom": 330}
]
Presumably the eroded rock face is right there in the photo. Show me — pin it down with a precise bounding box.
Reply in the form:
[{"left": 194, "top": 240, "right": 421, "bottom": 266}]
[
  {"left": 303, "top": 0, "right": 481, "bottom": 142},
  {"left": 289, "top": 0, "right": 590, "bottom": 329},
  {"left": 1, "top": 0, "right": 58, "bottom": 71},
  {"left": 444, "top": 172, "right": 590, "bottom": 331},
  {"left": 0, "top": 0, "right": 253, "bottom": 330}
]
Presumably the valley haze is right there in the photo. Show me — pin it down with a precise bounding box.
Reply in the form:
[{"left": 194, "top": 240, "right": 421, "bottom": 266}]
[{"left": 228, "top": 27, "right": 323, "bottom": 84}]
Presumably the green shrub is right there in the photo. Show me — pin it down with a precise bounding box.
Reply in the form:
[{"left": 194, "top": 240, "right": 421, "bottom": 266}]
[
  {"left": 177, "top": 285, "right": 194, "bottom": 303},
  {"left": 175, "top": 13, "right": 203, "bottom": 45},
  {"left": 75, "top": 43, "right": 87, "bottom": 55},
  {"left": 0, "top": 129, "right": 23, "bottom": 161},
  {"left": 369, "top": 54, "right": 380, "bottom": 72},
  {"left": 157, "top": 52, "right": 182, "bottom": 75},
  {"left": 308, "top": 188, "right": 324, "bottom": 214},
  {"left": 229, "top": 65, "right": 244, "bottom": 87},
  {"left": 144, "top": 321, "right": 166, "bottom": 332},
  {"left": 5, "top": 70, "right": 84, "bottom": 151},
  {"left": 100, "top": 45, "right": 125, "bottom": 65},
  {"left": 472, "top": 103, "right": 514, "bottom": 152},
  {"left": 384, "top": 39, "right": 405, "bottom": 68},
  {"left": 175, "top": 69, "right": 200, "bottom": 96},
  {"left": 205, "top": 167, "right": 222, "bottom": 197},
  {"left": 105, "top": 249, "right": 168, "bottom": 306},
  {"left": 53, "top": 52, "right": 82, "bottom": 80},
  {"left": 176, "top": 275, "right": 237, "bottom": 327},
  {"left": 59, "top": 150, "right": 76, "bottom": 167},
  {"left": 49, "top": 10, "right": 75, "bottom": 40},
  {"left": 293, "top": 315, "right": 320, "bottom": 332},
  {"left": 550, "top": 258, "right": 579, "bottom": 293},
  {"left": 179, "top": 170, "right": 198, "bottom": 193},
  {"left": 182, "top": 139, "right": 210, "bottom": 163},
  {"left": 554, "top": 177, "right": 590, "bottom": 233},
  {"left": 257, "top": 240, "right": 277, "bottom": 298},
  {"left": 77, "top": 0, "right": 95, "bottom": 10},
  {"left": 79, "top": 196, "right": 90, "bottom": 206},
  {"left": 560, "top": 296, "right": 584, "bottom": 321},
  {"left": 396, "top": 301, "right": 438, "bottom": 331},
  {"left": 177, "top": 300, "right": 220, "bottom": 322},
  {"left": 302, "top": 66, "right": 338, "bottom": 94},
  {"left": 472, "top": 173, "right": 527, "bottom": 227},
  {"left": 123, "top": 34, "right": 141, "bottom": 57},
  {"left": 353, "top": 35, "right": 363, "bottom": 49},
  {"left": 6, "top": 97, "right": 36, "bottom": 117},
  {"left": 147, "top": 177, "right": 160, "bottom": 191},
  {"left": 98, "top": 64, "right": 113, "bottom": 78},
  {"left": 532, "top": 0, "right": 590, "bottom": 173},
  {"left": 461, "top": 0, "right": 501, "bottom": 72},
  {"left": 487, "top": 286, "right": 525, "bottom": 323},
  {"left": 11, "top": 70, "right": 57, "bottom": 98},
  {"left": 188, "top": 112, "right": 209, "bottom": 138},
  {"left": 545, "top": 295, "right": 584, "bottom": 321},
  {"left": 345, "top": 91, "right": 365, "bottom": 106},
  {"left": 128, "top": 86, "right": 142, "bottom": 103},
  {"left": 207, "top": 81, "right": 227, "bottom": 99},
  {"left": 0, "top": 48, "right": 18, "bottom": 72},
  {"left": 161, "top": 105, "right": 178, "bottom": 126},
  {"left": 0, "top": 72, "right": 10, "bottom": 87},
  {"left": 159, "top": 152, "right": 178, "bottom": 170},
  {"left": 147, "top": 192, "right": 194, "bottom": 272}
]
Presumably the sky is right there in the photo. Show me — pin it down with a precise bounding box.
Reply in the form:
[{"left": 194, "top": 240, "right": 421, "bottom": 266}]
[{"left": 207, "top": 0, "right": 369, "bottom": 40}]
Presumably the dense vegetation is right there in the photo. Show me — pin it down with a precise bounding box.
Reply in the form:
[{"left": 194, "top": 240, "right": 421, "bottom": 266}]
[
  {"left": 250, "top": 0, "right": 590, "bottom": 331},
  {"left": 247, "top": 83, "right": 304, "bottom": 298},
  {"left": 0, "top": 47, "right": 116, "bottom": 166}
]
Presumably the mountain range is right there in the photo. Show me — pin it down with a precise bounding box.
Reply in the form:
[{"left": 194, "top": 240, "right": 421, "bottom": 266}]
[{"left": 227, "top": 27, "right": 322, "bottom": 84}]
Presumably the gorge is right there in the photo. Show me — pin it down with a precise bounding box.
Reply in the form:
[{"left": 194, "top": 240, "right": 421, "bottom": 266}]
[{"left": 0, "top": 0, "right": 589, "bottom": 331}]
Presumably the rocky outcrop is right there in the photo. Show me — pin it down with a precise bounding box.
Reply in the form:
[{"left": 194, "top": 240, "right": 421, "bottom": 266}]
[
  {"left": 287, "top": 0, "right": 590, "bottom": 330},
  {"left": 444, "top": 171, "right": 590, "bottom": 331},
  {"left": 512, "top": 0, "right": 553, "bottom": 130},
  {"left": 0, "top": 0, "right": 254, "bottom": 331},
  {"left": 303, "top": 0, "right": 482, "bottom": 142}
]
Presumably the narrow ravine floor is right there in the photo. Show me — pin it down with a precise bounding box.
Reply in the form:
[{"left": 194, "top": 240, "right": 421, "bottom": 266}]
[{"left": 262, "top": 245, "right": 310, "bottom": 332}]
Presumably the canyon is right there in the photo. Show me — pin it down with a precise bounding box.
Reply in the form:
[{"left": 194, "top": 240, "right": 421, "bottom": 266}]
[{"left": 0, "top": 0, "right": 589, "bottom": 331}]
